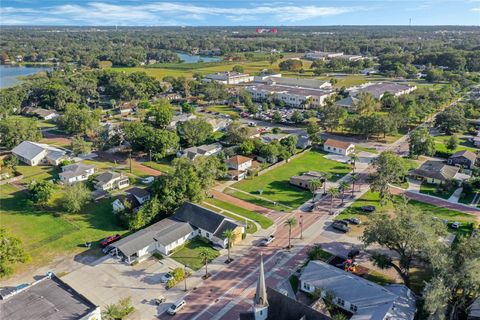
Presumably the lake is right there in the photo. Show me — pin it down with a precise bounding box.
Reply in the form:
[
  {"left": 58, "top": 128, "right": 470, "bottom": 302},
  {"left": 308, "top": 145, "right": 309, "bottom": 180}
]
[
  {"left": 176, "top": 52, "right": 221, "bottom": 63},
  {"left": 0, "top": 65, "right": 52, "bottom": 89}
]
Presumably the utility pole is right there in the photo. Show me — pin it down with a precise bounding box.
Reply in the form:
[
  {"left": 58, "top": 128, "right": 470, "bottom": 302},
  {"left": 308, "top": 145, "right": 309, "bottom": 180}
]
[
  {"left": 129, "top": 152, "right": 132, "bottom": 173},
  {"left": 184, "top": 264, "right": 188, "bottom": 291},
  {"left": 149, "top": 149, "right": 152, "bottom": 162},
  {"left": 300, "top": 215, "right": 304, "bottom": 239}
]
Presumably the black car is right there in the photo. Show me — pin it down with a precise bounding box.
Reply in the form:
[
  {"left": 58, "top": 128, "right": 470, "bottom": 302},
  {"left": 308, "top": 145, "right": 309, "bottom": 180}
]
[
  {"left": 360, "top": 205, "right": 376, "bottom": 213},
  {"left": 332, "top": 221, "right": 350, "bottom": 233},
  {"left": 348, "top": 248, "right": 360, "bottom": 258},
  {"left": 347, "top": 217, "right": 361, "bottom": 225},
  {"left": 336, "top": 219, "right": 349, "bottom": 226}
]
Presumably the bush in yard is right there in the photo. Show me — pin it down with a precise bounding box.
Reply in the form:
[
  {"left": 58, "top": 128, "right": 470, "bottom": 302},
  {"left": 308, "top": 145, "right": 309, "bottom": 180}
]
[
  {"left": 172, "top": 267, "right": 185, "bottom": 281},
  {"left": 166, "top": 278, "right": 176, "bottom": 289},
  {"left": 27, "top": 180, "right": 55, "bottom": 205},
  {"left": 62, "top": 182, "right": 90, "bottom": 213},
  {"left": 152, "top": 252, "right": 163, "bottom": 260}
]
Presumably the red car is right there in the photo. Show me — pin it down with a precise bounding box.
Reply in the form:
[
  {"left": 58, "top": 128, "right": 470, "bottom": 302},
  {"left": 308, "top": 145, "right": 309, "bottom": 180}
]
[{"left": 100, "top": 234, "right": 121, "bottom": 247}]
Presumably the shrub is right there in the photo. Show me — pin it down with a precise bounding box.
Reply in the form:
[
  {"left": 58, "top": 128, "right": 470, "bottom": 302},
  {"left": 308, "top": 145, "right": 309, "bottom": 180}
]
[
  {"left": 172, "top": 267, "right": 185, "bottom": 281},
  {"left": 152, "top": 252, "right": 163, "bottom": 260},
  {"left": 166, "top": 278, "right": 177, "bottom": 289}
]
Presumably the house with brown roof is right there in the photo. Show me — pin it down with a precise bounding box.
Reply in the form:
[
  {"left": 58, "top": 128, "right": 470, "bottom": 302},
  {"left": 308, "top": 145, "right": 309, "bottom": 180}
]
[
  {"left": 226, "top": 155, "right": 253, "bottom": 181},
  {"left": 447, "top": 150, "right": 477, "bottom": 169},
  {"left": 290, "top": 171, "right": 324, "bottom": 190},
  {"left": 323, "top": 139, "right": 355, "bottom": 156}
]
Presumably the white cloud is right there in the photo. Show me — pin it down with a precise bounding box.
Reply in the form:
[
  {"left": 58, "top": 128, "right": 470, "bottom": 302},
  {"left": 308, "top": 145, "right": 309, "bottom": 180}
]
[
  {"left": 0, "top": 1, "right": 362, "bottom": 25},
  {"left": 472, "top": 7, "right": 480, "bottom": 11}
]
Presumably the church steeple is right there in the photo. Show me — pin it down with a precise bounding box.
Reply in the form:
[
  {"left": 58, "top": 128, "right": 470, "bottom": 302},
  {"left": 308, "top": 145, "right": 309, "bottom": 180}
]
[{"left": 253, "top": 254, "right": 268, "bottom": 320}]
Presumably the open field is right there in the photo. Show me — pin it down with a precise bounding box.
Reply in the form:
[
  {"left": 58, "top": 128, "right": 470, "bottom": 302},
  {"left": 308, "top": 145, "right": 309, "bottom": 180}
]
[
  {"left": 0, "top": 183, "right": 127, "bottom": 275},
  {"left": 169, "top": 237, "right": 219, "bottom": 271},
  {"left": 201, "top": 202, "right": 257, "bottom": 234},
  {"left": 419, "top": 182, "right": 456, "bottom": 200},
  {"left": 434, "top": 134, "right": 478, "bottom": 156},
  {"left": 232, "top": 150, "right": 351, "bottom": 209},
  {"left": 205, "top": 105, "right": 239, "bottom": 117},
  {"left": 336, "top": 190, "right": 477, "bottom": 236}
]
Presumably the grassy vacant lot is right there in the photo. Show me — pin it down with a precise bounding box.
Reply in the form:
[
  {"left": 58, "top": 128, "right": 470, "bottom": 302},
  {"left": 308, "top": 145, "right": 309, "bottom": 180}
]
[
  {"left": 143, "top": 161, "right": 173, "bottom": 174},
  {"left": 201, "top": 202, "right": 257, "bottom": 234},
  {"left": 337, "top": 190, "right": 477, "bottom": 236},
  {"left": 0, "top": 184, "right": 127, "bottom": 275},
  {"left": 205, "top": 105, "right": 239, "bottom": 117},
  {"left": 232, "top": 150, "right": 351, "bottom": 209},
  {"left": 419, "top": 182, "right": 456, "bottom": 199},
  {"left": 204, "top": 198, "right": 273, "bottom": 229},
  {"left": 434, "top": 135, "right": 478, "bottom": 156},
  {"left": 170, "top": 237, "right": 219, "bottom": 271}
]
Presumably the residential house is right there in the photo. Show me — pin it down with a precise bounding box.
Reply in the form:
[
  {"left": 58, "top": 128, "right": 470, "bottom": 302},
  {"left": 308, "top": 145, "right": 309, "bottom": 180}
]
[
  {"left": 469, "top": 297, "right": 480, "bottom": 320},
  {"left": 112, "top": 187, "right": 151, "bottom": 213},
  {"left": 23, "top": 107, "right": 59, "bottom": 121},
  {"left": 323, "top": 139, "right": 355, "bottom": 156},
  {"left": 169, "top": 113, "right": 196, "bottom": 129},
  {"left": 290, "top": 171, "right": 324, "bottom": 190},
  {"left": 447, "top": 150, "right": 477, "bottom": 169},
  {"left": 118, "top": 102, "right": 136, "bottom": 115},
  {"left": 246, "top": 84, "right": 333, "bottom": 108},
  {"left": 11, "top": 141, "right": 68, "bottom": 166},
  {"left": 335, "top": 95, "right": 360, "bottom": 111},
  {"left": 239, "top": 256, "right": 330, "bottom": 320},
  {"left": 110, "top": 202, "right": 244, "bottom": 263},
  {"left": 204, "top": 72, "right": 254, "bottom": 85},
  {"left": 296, "top": 135, "right": 312, "bottom": 149},
  {"left": 260, "top": 133, "right": 288, "bottom": 144},
  {"left": 226, "top": 155, "right": 253, "bottom": 181},
  {"left": 0, "top": 272, "right": 100, "bottom": 320},
  {"left": 205, "top": 117, "right": 232, "bottom": 132},
  {"left": 178, "top": 143, "right": 223, "bottom": 160},
  {"left": 300, "top": 260, "right": 417, "bottom": 320},
  {"left": 409, "top": 160, "right": 461, "bottom": 184},
  {"left": 94, "top": 171, "right": 129, "bottom": 191},
  {"left": 59, "top": 163, "right": 95, "bottom": 184}
]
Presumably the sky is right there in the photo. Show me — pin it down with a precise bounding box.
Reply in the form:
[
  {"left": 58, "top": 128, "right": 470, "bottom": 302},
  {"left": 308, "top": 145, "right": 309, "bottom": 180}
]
[{"left": 1, "top": 0, "right": 479, "bottom": 26}]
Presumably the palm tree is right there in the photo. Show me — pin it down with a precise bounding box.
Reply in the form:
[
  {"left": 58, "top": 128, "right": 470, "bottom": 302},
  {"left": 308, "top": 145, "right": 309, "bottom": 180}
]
[
  {"left": 223, "top": 229, "right": 236, "bottom": 262},
  {"left": 338, "top": 181, "right": 350, "bottom": 204},
  {"left": 102, "top": 304, "right": 119, "bottom": 320},
  {"left": 198, "top": 248, "right": 214, "bottom": 279},
  {"left": 308, "top": 179, "right": 323, "bottom": 199},
  {"left": 327, "top": 187, "right": 340, "bottom": 214},
  {"left": 284, "top": 217, "right": 298, "bottom": 250},
  {"left": 350, "top": 174, "right": 359, "bottom": 197},
  {"left": 349, "top": 153, "right": 359, "bottom": 173}
]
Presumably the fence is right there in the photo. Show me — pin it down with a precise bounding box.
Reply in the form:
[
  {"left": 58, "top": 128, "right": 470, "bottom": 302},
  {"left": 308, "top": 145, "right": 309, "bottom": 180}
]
[{"left": 0, "top": 175, "right": 24, "bottom": 185}]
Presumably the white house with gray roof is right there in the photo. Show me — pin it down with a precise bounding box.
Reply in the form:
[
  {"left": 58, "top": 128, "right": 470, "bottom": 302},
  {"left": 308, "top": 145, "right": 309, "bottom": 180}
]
[
  {"left": 11, "top": 141, "right": 68, "bottom": 166},
  {"left": 178, "top": 143, "right": 223, "bottom": 160},
  {"left": 111, "top": 202, "right": 244, "bottom": 263},
  {"left": 59, "top": 162, "right": 95, "bottom": 184},
  {"left": 300, "top": 260, "right": 417, "bottom": 320}
]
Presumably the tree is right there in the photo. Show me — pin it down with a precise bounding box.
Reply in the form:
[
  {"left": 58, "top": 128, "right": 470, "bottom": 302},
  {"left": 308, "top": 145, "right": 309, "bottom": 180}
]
[
  {"left": 102, "top": 297, "right": 135, "bottom": 320},
  {"left": 280, "top": 135, "right": 298, "bottom": 160},
  {"left": 279, "top": 59, "right": 303, "bottom": 72},
  {"left": 362, "top": 202, "right": 446, "bottom": 287},
  {"left": 147, "top": 100, "right": 173, "bottom": 128},
  {"left": 58, "top": 104, "right": 101, "bottom": 135},
  {"left": 369, "top": 152, "right": 408, "bottom": 203},
  {"left": 178, "top": 119, "right": 213, "bottom": 147},
  {"left": 223, "top": 229, "right": 236, "bottom": 262},
  {"left": 408, "top": 127, "right": 435, "bottom": 158},
  {"left": 291, "top": 110, "right": 303, "bottom": 124},
  {"left": 445, "top": 134, "right": 459, "bottom": 153},
  {"left": 327, "top": 187, "right": 340, "bottom": 213},
  {"left": 349, "top": 153, "right": 359, "bottom": 173},
  {"left": 308, "top": 179, "right": 322, "bottom": 197},
  {"left": 284, "top": 217, "right": 297, "bottom": 250},
  {"left": 355, "top": 92, "right": 380, "bottom": 114},
  {"left": 350, "top": 174, "right": 359, "bottom": 197},
  {"left": 3, "top": 155, "right": 19, "bottom": 172},
  {"left": 338, "top": 181, "right": 350, "bottom": 204},
  {"left": 70, "top": 135, "right": 92, "bottom": 155},
  {"left": 199, "top": 248, "right": 215, "bottom": 279},
  {"left": 0, "top": 117, "right": 41, "bottom": 149},
  {"left": 435, "top": 108, "right": 467, "bottom": 135},
  {"left": 145, "top": 128, "right": 179, "bottom": 161},
  {"left": 306, "top": 120, "right": 321, "bottom": 145},
  {"left": 232, "top": 65, "right": 244, "bottom": 73},
  {"left": 181, "top": 102, "right": 195, "bottom": 114},
  {"left": 27, "top": 180, "right": 55, "bottom": 205},
  {"left": 0, "top": 229, "right": 30, "bottom": 277},
  {"left": 62, "top": 182, "right": 90, "bottom": 213},
  {"left": 239, "top": 139, "right": 255, "bottom": 155},
  {"left": 317, "top": 104, "right": 347, "bottom": 132},
  {"left": 225, "top": 121, "right": 251, "bottom": 144}
]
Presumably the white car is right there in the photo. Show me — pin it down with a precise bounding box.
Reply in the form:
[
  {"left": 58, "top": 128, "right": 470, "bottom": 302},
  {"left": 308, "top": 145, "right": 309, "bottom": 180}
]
[
  {"left": 160, "top": 273, "right": 173, "bottom": 283},
  {"left": 260, "top": 235, "right": 275, "bottom": 246},
  {"left": 142, "top": 176, "right": 154, "bottom": 184},
  {"left": 167, "top": 299, "right": 186, "bottom": 315},
  {"left": 451, "top": 222, "right": 461, "bottom": 229}
]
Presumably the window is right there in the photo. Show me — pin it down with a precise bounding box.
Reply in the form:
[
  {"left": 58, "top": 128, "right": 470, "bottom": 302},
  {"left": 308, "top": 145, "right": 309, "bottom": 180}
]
[
  {"left": 350, "top": 304, "right": 358, "bottom": 312},
  {"left": 303, "top": 282, "right": 311, "bottom": 290},
  {"left": 206, "top": 232, "right": 210, "bottom": 238},
  {"left": 336, "top": 297, "right": 345, "bottom": 306}
]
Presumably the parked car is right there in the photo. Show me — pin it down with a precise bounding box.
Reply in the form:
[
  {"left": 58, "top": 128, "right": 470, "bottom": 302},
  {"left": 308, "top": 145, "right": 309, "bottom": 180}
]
[
  {"left": 348, "top": 248, "right": 360, "bottom": 258},
  {"left": 332, "top": 221, "right": 350, "bottom": 233},
  {"left": 153, "top": 295, "right": 166, "bottom": 305},
  {"left": 260, "top": 235, "right": 275, "bottom": 246},
  {"left": 100, "top": 234, "right": 121, "bottom": 247},
  {"left": 360, "top": 205, "right": 376, "bottom": 212},
  {"left": 102, "top": 245, "right": 115, "bottom": 254},
  {"left": 336, "top": 219, "right": 349, "bottom": 226},
  {"left": 347, "top": 217, "right": 361, "bottom": 225},
  {"left": 160, "top": 273, "right": 173, "bottom": 283},
  {"left": 451, "top": 222, "right": 461, "bottom": 229},
  {"left": 142, "top": 176, "right": 154, "bottom": 184},
  {"left": 167, "top": 299, "right": 186, "bottom": 315}
]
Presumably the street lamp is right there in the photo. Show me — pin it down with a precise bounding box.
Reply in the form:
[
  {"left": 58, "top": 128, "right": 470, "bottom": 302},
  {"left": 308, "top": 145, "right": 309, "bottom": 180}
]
[{"left": 300, "top": 215, "right": 304, "bottom": 239}]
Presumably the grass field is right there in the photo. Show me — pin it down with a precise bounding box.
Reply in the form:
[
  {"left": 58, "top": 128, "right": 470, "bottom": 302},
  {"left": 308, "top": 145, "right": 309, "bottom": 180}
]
[
  {"left": 434, "top": 135, "right": 478, "bottom": 156},
  {"left": 232, "top": 150, "right": 351, "bottom": 209},
  {"left": 336, "top": 190, "right": 477, "bottom": 236},
  {"left": 419, "top": 182, "right": 455, "bottom": 199},
  {"left": 205, "top": 105, "right": 239, "bottom": 117},
  {"left": 143, "top": 161, "right": 173, "bottom": 174},
  {"left": 202, "top": 202, "right": 257, "bottom": 234},
  {"left": 0, "top": 184, "right": 127, "bottom": 276},
  {"left": 204, "top": 198, "right": 273, "bottom": 229},
  {"left": 170, "top": 237, "right": 219, "bottom": 271}
]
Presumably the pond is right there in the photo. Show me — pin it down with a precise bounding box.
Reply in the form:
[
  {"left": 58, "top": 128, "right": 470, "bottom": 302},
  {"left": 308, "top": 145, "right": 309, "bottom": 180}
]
[
  {"left": 176, "top": 52, "right": 222, "bottom": 63},
  {"left": 0, "top": 65, "right": 52, "bottom": 88}
]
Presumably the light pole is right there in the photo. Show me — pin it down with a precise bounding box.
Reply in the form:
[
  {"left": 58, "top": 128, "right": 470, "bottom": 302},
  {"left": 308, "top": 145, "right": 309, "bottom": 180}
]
[
  {"left": 184, "top": 264, "right": 188, "bottom": 291},
  {"left": 300, "top": 215, "right": 304, "bottom": 240}
]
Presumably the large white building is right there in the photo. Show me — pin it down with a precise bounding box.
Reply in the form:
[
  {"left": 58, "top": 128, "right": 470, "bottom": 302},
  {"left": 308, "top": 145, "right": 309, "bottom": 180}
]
[
  {"left": 304, "top": 51, "right": 345, "bottom": 60},
  {"left": 246, "top": 84, "right": 333, "bottom": 108},
  {"left": 11, "top": 141, "right": 68, "bottom": 166},
  {"left": 348, "top": 82, "right": 417, "bottom": 99},
  {"left": 204, "top": 72, "right": 254, "bottom": 85}
]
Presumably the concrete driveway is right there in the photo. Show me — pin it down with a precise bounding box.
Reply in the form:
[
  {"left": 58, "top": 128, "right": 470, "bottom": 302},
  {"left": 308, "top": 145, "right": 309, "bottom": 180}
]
[{"left": 62, "top": 255, "right": 185, "bottom": 319}]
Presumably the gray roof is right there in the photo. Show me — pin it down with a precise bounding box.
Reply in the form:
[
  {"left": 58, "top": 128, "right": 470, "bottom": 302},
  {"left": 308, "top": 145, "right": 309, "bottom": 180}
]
[
  {"left": 410, "top": 160, "right": 460, "bottom": 181},
  {"left": 59, "top": 163, "right": 95, "bottom": 179},
  {"left": 173, "top": 202, "right": 227, "bottom": 234},
  {"left": 213, "top": 220, "right": 239, "bottom": 239},
  {"left": 336, "top": 95, "right": 359, "bottom": 108},
  {"left": 182, "top": 143, "right": 222, "bottom": 160},
  {"left": 254, "top": 255, "right": 268, "bottom": 307},
  {"left": 153, "top": 222, "right": 194, "bottom": 246},
  {"left": 349, "top": 82, "right": 415, "bottom": 99},
  {"left": 248, "top": 84, "right": 332, "bottom": 97},
  {"left": 94, "top": 171, "right": 121, "bottom": 184},
  {"left": 125, "top": 187, "right": 150, "bottom": 199},
  {"left": 11, "top": 141, "right": 46, "bottom": 161},
  {"left": 450, "top": 150, "right": 477, "bottom": 163},
  {"left": 205, "top": 72, "right": 251, "bottom": 81},
  {"left": 470, "top": 297, "right": 480, "bottom": 318},
  {"left": 264, "top": 77, "right": 331, "bottom": 89},
  {"left": 0, "top": 274, "right": 97, "bottom": 320},
  {"left": 300, "top": 261, "right": 416, "bottom": 320}
]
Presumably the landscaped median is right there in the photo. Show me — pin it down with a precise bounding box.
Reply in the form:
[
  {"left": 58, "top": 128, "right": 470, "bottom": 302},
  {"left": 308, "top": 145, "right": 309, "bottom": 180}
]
[{"left": 230, "top": 150, "right": 351, "bottom": 210}]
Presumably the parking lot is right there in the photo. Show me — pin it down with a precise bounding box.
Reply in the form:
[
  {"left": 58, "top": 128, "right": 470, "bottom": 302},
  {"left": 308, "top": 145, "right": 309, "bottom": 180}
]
[{"left": 62, "top": 255, "right": 186, "bottom": 319}]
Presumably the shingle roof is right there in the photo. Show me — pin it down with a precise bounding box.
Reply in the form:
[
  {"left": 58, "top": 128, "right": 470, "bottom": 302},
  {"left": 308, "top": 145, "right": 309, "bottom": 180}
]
[
  {"left": 11, "top": 141, "right": 46, "bottom": 161},
  {"left": 153, "top": 222, "right": 194, "bottom": 246},
  {"left": 410, "top": 160, "right": 460, "bottom": 181},
  {"left": 213, "top": 220, "right": 239, "bottom": 239},
  {"left": 0, "top": 274, "right": 97, "bottom": 320},
  {"left": 59, "top": 163, "right": 95, "bottom": 179},
  {"left": 324, "top": 139, "right": 354, "bottom": 149},
  {"left": 125, "top": 187, "right": 150, "bottom": 199},
  {"left": 450, "top": 150, "right": 477, "bottom": 163},
  {"left": 227, "top": 155, "right": 252, "bottom": 166},
  {"left": 94, "top": 171, "right": 121, "bottom": 184},
  {"left": 173, "top": 202, "right": 226, "bottom": 234}
]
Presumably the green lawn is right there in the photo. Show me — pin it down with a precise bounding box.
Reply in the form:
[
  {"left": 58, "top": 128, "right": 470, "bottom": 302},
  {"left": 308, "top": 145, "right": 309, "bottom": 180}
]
[
  {"left": 232, "top": 150, "right": 351, "bottom": 209},
  {"left": 0, "top": 184, "right": 127, "bottom": 276},
  {"left": 224, "top": 189, "right": 289, "bottom": 211},
  {"left": 355, "top": 146, "right": 379, "bottom": 154},
  {"left": 205, "top": 105, "right": 239, "bottom": 117},
  {"left": 204, "top": 198, "right": 273, "bottom": 229},
  {"left": 15, "top": 165, "right": 57, "bottom": 183},
  {"left": 420, "top": 182, "right": 455, "bottom": 199},
  {"left": 434, "top": 135, "right": 478, "bottom": 157},
  {"left": 143, "top": 160, "right": 174, "bottom": 174},
  {"left": 169, "top": 237, "right": 220, "bottom": 271}
]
